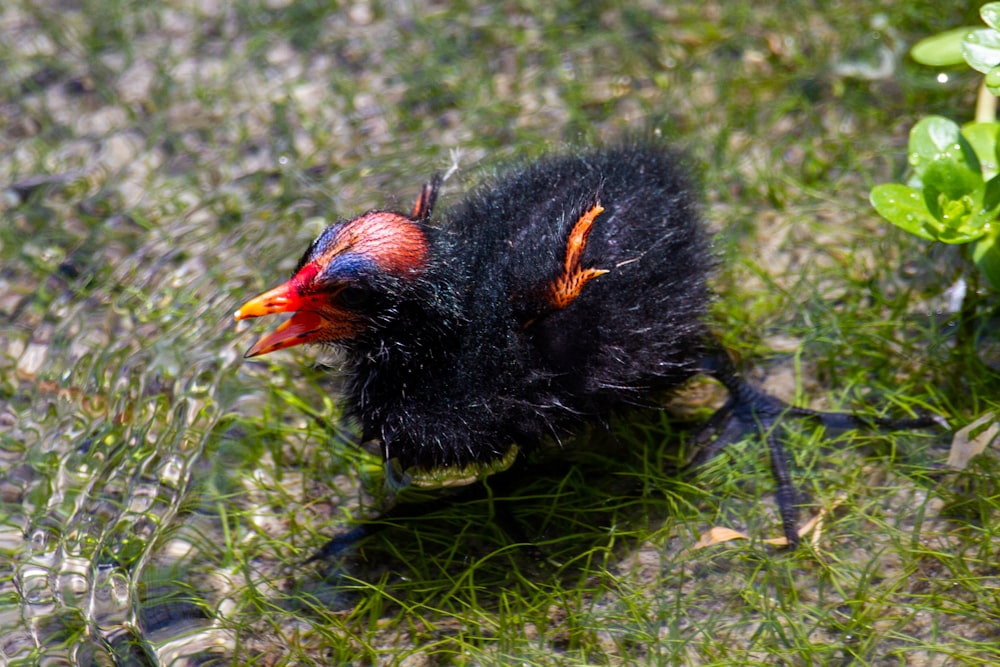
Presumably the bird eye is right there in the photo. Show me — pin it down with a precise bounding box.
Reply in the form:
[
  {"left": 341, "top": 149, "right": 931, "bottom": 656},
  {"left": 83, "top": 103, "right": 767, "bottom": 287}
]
[{"left": 338, "top": 286, "right": 371, "bottom": 308}]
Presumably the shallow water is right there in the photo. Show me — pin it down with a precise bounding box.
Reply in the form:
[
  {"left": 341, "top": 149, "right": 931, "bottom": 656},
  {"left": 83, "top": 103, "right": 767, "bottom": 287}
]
[{"left": 1, "top": 214, "right": 247, "bottom": 661}]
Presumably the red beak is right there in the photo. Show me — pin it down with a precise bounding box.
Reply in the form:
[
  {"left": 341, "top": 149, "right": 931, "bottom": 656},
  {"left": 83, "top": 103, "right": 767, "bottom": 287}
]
[{"left": 234, "top": 279, "right": 358, "bottom": 357}]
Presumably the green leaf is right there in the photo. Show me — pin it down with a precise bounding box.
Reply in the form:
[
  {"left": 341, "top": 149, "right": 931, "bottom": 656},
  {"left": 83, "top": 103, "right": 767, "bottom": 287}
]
[
  {"left": 869, "top": 184, "right": 940, "bottom": 241},
  {"left": 962, "top": 121, "right": 1000, "bottom": 180},
  {"left": 921, "top": 163, "right": 994, "bottom": 243},
  {"left": 908, "top": 116, "right": 981, "bottom": 181},
  {"left": 959, "top": 174, "right": 1000, "bottom": 241},
  {"left": 911, "top": 27, "right": 975, "bottom": 67},
  {"left": 973, "top": 229, "right": 1000, "bottom": 289},
  {"left": 980, "top": 172, "right": 1000, "bottom": 219},
  {"left": 921, "top": 157, "right": 982, "bottom": 203},
  {"left": 987, "top": 65, "right": 1000, "bottom": 95},
  {"left": 982, "top": 2, "right": 1000, "bottom": 32},
  {"left": 963, "top": 28, "right": 1000, "bottom": 74}
]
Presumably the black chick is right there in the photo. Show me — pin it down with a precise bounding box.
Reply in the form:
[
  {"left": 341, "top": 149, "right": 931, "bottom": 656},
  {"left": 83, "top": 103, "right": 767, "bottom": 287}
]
[{"left": 235, "top": 141, "right": 927, "bottom": 551}]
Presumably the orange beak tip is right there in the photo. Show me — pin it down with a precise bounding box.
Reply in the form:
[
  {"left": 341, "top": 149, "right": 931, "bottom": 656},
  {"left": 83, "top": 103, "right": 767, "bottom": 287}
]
[
  {"left": 233, "top": 304, "right": 261, "bottom": 321},
  {"left": 234, "top": 282, "right": 299, "bottom": 321}
]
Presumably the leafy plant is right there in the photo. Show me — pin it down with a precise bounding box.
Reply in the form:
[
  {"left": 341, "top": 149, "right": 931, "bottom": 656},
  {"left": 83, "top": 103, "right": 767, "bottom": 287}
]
[{"left": 870, "top": 3, "right": 1000, "bottom": 291}]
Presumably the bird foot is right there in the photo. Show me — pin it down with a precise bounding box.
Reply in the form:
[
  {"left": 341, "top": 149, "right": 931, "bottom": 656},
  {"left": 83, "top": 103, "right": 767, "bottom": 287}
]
[{"left": 692, "top": 358, "right": 943, "bottom": 549}]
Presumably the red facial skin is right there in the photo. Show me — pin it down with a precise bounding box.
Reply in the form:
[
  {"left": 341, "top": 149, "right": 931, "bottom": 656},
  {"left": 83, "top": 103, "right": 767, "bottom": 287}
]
[{"left": 234, "top": 211, "right": 429, "bottom": 357}]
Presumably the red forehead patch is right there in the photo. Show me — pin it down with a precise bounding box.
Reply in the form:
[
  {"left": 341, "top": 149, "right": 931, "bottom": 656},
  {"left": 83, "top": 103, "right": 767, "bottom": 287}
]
[{"left": 315, "top": 212, "right": 429, "bottom": 277}]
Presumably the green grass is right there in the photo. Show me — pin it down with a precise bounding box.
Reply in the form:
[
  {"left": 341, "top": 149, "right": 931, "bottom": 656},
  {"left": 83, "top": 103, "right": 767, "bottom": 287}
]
[{"left": 1, "top": 0, "right": 999, "bottom": 664}]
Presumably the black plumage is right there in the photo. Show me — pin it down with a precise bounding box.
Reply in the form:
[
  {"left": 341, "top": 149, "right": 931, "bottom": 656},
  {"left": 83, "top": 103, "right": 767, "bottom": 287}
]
[
  {"left": 366, "top": 145, "right": 713, "bottom": 472},
  {"left": 235, "top": 141, "right": 932, "bottom": 551}
]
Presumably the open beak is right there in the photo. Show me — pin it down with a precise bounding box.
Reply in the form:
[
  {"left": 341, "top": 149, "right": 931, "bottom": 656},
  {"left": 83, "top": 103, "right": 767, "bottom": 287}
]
[{"left": 234, "top": 280, "right": 354, "bottom": 358}]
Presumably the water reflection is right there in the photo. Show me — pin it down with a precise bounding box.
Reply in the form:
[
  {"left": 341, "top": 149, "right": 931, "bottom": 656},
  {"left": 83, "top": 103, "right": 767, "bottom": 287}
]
[{"left": 1, "top": 210, "right": 252, "bottom": 662}]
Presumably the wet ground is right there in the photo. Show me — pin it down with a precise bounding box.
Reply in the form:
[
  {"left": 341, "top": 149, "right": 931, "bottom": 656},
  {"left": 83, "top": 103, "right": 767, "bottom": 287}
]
[{"left": 2, "top": 1, "right": 998, "bottom": 665}]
